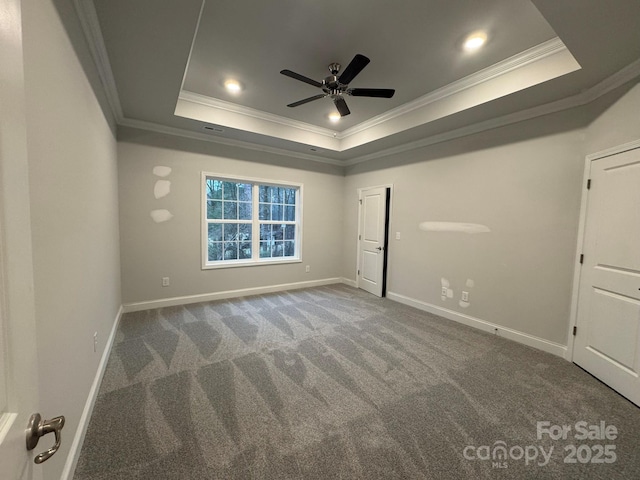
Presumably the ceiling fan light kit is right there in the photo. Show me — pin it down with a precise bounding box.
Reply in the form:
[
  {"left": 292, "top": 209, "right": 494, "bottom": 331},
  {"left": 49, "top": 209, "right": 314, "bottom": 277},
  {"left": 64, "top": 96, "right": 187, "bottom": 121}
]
[{"left": 280, "top": 54, "right": 395, "bottom": 117}]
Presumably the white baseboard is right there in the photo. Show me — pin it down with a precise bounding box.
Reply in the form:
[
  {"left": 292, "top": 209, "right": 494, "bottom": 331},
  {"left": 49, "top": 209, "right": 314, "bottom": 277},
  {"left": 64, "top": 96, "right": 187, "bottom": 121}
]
[
  {"left": 341, "top": 277, "right": 357, "bottom": 288},
  {"left": 61, "top": 304, "right": 123, "bottom": 480},
  {"left": 123, "top": 277, "right": 347, "bottom": 313},
  {"left": 387, "top": 291, "right": 568, "bottom": 359}
]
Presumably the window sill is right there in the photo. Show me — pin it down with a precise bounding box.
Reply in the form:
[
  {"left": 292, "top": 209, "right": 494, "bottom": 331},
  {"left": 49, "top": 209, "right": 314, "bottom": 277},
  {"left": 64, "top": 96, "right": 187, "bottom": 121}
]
[{"left": 202, "top": 257, "right": 302, "bottom": 270}]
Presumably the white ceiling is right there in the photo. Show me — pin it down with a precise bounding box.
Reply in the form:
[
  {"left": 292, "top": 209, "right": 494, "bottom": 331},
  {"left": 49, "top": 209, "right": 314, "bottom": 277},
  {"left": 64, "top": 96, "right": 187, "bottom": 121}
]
[{"left": 80, "top": 0, "right": 640, "bottom": 164}]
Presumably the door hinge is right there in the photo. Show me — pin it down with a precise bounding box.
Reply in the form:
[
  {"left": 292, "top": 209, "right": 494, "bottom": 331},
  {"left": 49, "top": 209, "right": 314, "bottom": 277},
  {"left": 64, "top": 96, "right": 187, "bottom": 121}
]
[
  {"left": 587, "top": 179, "right": 591, "bottom": 190},
  {"left": 357, "top": 269, "right": 360, "bottom": 275},
  {"left": 573, "top": 326, "right": 577, "bottom": 336},
  {"left": 579, "top": 254, "right": 584, "bottom": 264},
  {"left": 359, "top": 199, "right": 362, "bottom": 204},
  {"left": 359, "top": 234, "right": 361, "bottom": 240}
]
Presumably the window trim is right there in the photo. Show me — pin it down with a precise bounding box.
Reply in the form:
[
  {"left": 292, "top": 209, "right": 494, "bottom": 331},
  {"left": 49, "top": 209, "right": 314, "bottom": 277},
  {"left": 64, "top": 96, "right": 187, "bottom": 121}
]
[{"left": 201, "top": 172, "right": 303, "bottom": 269}]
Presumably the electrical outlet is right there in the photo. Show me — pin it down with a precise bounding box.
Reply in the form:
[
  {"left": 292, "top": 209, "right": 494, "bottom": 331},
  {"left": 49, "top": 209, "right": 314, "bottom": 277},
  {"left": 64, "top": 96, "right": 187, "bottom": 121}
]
[
  {"left": 162, "top": 277, "right": 170, "bottom": 287},
  {"left": 441, "top": 287, "right": 448, "bottom": 296},
  {"left": 395, "top": 232, "right": 401, "bottom": 240},
  {"left": 305, "top": 265, "right": 310, "bottom": 273},
  {"left": 462, "top": 291, "right": 469, "bottom": 302},
  {"left": 93, "top": 332, "right": 98, "bottom": 353}
]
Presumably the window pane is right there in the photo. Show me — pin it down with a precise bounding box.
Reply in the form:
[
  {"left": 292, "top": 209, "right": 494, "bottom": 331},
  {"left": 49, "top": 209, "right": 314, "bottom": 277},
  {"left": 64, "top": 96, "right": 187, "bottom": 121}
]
[
  {"left": 207, "top": 200, "right": 222, "bottom": 219},
  {"left": 223, "top": 181, "right": 237, "bottom": 200},
  {"left": 284, "top": 241, "right": 295, "bottom": 256},
  {"left": 259, "top": 203, "right": 270, "bottom": 220},
  {"left": 271, "top": 204, "right": 283, "bottom": 221},
  {"left": 259, "top": 241, "right": 271, "bottom": 258},
  {"left": 284, "top": 206, "right": 295, "bottom": 221},
  {"left": 273, "top": 241, "right": 284, "bottom": 257},
  {"left": 272, "top": 224, "right": 283, "bottom": 240},
  {"left": 259, "top": 185, "right": 270, "bottom": 202},
  {"left": 223, "top": 242, "right": 238, "bottom": 260},
  {"left": 238, "top": 183, "right": 252, "bottom": 202},
  {"left": 239, "top": 223, "right": 252, "bottom": 241},
  {"left": 239, "top": 242, "right": 252, "bottom": 259},
  {"left": 284, "top": 188, "right": 296, "bottom": 205},
  {"left": 271, "top": 187, "right": 283, "bottom": 203},
  {"left": 284, "top": 224, "right": 295, "bottom": 240},
  {"left": 239, "top": 202, "right": 252, "bottom": 220},
  {"left": 260, "top": 224, "right": 271, "bottom": 241},
  {"left": 208, "top": 242, "right": 223, "bottom": 261},
  {"left": 207, "top": 179, "right": 223, "bottom": 200},
  {"left": 208, "top": 223, "right": 223, "bottom": 242},
  {"left": 223, "top": 201, "right": 238, "bottom": 219},
  {"left": 223, "top": 224, "right": 238, "bottom": 241}
]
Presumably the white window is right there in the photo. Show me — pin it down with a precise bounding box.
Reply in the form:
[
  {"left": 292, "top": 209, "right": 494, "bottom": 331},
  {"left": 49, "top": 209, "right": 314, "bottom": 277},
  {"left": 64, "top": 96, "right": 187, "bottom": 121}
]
[{"left": 202, "top": 173, "right": 302, "bottom": 268}]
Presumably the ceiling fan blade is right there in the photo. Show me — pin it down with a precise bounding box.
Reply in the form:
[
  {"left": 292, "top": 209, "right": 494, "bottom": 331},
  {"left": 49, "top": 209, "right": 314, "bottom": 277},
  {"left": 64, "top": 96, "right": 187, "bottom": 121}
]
[
  {"left": 280, "top": 69, "right": 323, "bottom": 88},
  {"left": 348, "top": 88, "right": 395, "bottom": 98},
  {"left": 338, "top": 54, "right": 370, "bottom": 85},
  {"left": 333, "top": 96, "right": 351, "bottom": 117},
  {"left": 287, "top": 94, "right": 326, "bottom": 107}
]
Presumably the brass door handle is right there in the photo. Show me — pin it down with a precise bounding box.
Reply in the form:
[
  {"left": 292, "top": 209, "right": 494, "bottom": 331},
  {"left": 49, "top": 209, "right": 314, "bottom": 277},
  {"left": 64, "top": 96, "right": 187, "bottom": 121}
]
[{"left": 26, "top": 413, "right": 65, "bottom": 464}]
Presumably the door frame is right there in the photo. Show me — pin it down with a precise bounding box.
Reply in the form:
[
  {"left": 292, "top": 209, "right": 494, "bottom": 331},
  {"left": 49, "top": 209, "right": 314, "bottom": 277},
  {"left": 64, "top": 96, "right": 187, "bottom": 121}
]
[
  {"left": 567, "top": 139, "right": 640, "bottom": 361},
  {"left": 355, "top": 184, "right": 393, "bottom": 296}
]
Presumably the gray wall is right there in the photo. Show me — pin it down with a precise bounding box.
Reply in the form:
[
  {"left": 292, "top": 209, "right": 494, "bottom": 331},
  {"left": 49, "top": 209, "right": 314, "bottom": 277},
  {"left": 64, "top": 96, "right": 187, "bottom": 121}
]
[
  {"left": 343, "top": 121, "right": 586, "bottom": 346},
  {"left": 117, "top": 128, "right": 344, "bottom": 304},
  {"left": 585, "top": 82, "right": 640, "bottom": 155},
  {"left": 22, "top": 0, "right": 121, "bottom": 478}
]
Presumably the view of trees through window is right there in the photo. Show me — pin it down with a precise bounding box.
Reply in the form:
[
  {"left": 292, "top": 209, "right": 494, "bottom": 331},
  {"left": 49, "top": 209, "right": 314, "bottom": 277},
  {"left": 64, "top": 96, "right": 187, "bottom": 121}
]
[{"left": 204, "top": 177, "right": 300, "bottom": 265}]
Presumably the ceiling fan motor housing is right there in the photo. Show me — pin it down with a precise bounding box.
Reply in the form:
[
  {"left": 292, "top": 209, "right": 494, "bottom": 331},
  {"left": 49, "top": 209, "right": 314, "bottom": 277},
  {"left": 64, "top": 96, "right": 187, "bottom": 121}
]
[
  {"left": 324, "top": 63, "right": 347, "bottom": 95},
  {"left": 322, "top": 75, "right": 344, "bottom": 95}
]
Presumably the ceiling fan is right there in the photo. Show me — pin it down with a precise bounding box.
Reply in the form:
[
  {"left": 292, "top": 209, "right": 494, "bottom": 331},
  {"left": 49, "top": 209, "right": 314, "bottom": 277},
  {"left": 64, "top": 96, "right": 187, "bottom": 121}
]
[{"left": 280, "top": 54, "right": 395, "bottom": 117}]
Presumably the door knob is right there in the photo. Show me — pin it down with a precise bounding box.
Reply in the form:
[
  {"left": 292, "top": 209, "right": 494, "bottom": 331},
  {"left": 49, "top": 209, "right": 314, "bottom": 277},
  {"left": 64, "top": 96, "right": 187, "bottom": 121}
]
[
  {"left": 376, "top": 246, "right": 383, "bottom": 251},
  {"left": 26, "top": 413, "right": 65, "bottom": 464}
]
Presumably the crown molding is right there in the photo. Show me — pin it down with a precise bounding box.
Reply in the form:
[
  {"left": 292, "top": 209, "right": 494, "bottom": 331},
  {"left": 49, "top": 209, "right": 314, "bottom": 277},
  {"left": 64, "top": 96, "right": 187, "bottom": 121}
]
[
  {"left": 176, "top": 37, "right": 579, "bottom": 153},
  {"left": 73, "top": 0, "right": 124, "bottom": 121},
  {"left": 337, "top": 38, "right": 567, "bottom": 140},
  {"left": 178, "top": 90, "right": 337, "bottom": 138},
  {"left": 344, "top": 59, "right": 640, "bottom": 166},
  {"left": 118, "top": 117, "right": 345, "bottom": 167}
]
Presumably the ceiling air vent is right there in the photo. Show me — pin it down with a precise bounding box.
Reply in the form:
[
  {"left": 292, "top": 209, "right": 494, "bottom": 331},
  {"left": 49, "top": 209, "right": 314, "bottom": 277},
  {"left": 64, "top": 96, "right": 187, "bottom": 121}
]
[{"left": 203, "top": 125, "right": 224, "bottom": 133}]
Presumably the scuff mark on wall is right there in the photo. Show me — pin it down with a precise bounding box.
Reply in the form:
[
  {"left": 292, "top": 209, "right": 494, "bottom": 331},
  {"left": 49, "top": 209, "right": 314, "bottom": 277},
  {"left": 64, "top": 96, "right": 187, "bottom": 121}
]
[
  {"left": 151, "top": 167, "right": 172, "bottom": 221},
  {"left": 151, "top": 209, "right": 173, "bottom": 223},
  {"left": 154, "top": 180, "right": 171, "bottom": 199},
  {"left": 419, "top": 222, "right": 491, "bottom": 234},
  {"left": 153, "top": 166, "right": 172, "bottom": 177}
]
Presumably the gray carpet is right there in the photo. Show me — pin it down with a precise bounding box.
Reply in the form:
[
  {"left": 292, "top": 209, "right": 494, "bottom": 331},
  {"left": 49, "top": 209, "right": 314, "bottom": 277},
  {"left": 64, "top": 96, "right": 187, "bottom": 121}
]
[{"left": 74, "top": 284, "right": 640, "bottom": 479}]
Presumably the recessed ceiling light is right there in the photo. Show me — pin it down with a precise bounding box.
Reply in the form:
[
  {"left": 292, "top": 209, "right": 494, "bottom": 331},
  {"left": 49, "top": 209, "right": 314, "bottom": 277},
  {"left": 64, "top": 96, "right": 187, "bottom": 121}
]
[
  {"left": 463, "top": 31, "right": 488, "bottom": 52},
  {"left": 224, "top": 79, "right": 242, "bottom": 93},
  {"left": 328, "top": 112, "right": 341, "bottom": 122}
]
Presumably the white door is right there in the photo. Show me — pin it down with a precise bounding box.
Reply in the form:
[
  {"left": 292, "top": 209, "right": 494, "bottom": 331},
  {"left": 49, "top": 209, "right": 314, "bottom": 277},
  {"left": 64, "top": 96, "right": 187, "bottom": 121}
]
[
  {"left": 573, "top": 147, "right": 640, "bottom": 407},
  {"left": 357, "top": 187, "right": 388, "bottom": 297},
  {"left": 0, "top": 0, "right": 42, "bottom": 477}
]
